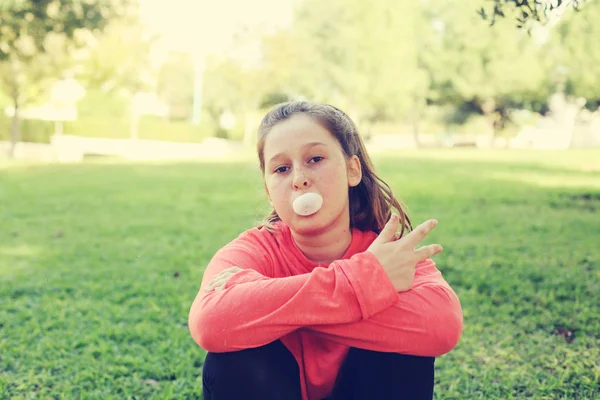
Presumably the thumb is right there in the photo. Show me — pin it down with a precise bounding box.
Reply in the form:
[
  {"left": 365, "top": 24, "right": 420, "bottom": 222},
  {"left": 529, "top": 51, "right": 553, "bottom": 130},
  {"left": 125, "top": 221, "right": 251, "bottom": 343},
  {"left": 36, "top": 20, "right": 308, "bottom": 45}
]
[{"left": 376, "top": 213, "right": 400, "bottom": 244}]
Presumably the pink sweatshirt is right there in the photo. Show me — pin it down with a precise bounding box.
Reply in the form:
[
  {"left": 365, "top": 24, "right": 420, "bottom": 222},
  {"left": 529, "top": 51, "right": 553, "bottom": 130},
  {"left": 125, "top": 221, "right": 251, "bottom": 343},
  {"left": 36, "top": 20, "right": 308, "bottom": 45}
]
[{"left": 189, "top": 222, "right": 463, "bottom": 400}]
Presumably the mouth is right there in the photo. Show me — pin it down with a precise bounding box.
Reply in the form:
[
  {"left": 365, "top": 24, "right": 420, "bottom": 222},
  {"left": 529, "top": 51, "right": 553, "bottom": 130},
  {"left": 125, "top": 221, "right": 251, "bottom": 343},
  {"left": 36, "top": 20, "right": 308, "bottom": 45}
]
[
  {"left": 296, "top": 209, "right": 319, "bottom": 217},
  {"left": 292, "top": 192, "right": 323, "bottom": 216}
]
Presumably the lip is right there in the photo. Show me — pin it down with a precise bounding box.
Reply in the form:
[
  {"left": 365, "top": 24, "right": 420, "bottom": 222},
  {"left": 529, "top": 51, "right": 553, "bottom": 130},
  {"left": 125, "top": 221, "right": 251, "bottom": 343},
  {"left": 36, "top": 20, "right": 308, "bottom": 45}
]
[
  {"left": 292, "top": 192, "right": 323, "bottom": 217},
  {"left": 293, "top": 192, "right": 319, "bottom": 200},
  {"left": 295, "top": 209, "right": 319, "bottom": 217},
  {"left": 292, "top": 192, "right": 322, "bottom": 201}
]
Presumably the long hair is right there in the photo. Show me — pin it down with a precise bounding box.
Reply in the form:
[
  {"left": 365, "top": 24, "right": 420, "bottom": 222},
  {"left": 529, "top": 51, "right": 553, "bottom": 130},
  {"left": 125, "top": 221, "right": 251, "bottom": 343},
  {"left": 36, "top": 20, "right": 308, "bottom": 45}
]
[{"left": 256, "top": 100, "right": 412, "bottom": 237}]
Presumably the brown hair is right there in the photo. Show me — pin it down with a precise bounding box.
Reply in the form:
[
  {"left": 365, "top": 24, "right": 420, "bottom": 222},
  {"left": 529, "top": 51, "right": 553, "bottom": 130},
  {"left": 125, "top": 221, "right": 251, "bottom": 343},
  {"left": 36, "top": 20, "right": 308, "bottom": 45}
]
[{"left": 256, "top": 100, "right": 412, "bottom": 237}]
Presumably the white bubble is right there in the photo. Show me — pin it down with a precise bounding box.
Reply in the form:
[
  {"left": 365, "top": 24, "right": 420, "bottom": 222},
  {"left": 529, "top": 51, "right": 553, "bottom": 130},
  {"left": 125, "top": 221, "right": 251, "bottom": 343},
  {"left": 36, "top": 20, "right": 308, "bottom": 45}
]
[{"left": 292, "top": 192, "right": 323, "bottom": 216}]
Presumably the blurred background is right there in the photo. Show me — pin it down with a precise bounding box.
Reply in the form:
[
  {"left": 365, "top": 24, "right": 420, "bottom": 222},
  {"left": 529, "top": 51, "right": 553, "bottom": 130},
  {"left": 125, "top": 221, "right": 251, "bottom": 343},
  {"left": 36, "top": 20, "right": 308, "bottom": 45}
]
[
  {"left": 1, "top": 0, "right": 599, "bottom": 161},
  {"left": 1, "top": 1, "right": 599, "bottom": 399}
]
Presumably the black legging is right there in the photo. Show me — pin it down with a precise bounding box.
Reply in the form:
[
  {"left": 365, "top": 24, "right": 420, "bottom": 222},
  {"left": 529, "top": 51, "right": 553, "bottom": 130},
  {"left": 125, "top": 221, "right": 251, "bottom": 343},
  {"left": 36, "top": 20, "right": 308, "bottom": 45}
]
[{"left": 202, "top": 339, "right": 435, "bottom": 400}]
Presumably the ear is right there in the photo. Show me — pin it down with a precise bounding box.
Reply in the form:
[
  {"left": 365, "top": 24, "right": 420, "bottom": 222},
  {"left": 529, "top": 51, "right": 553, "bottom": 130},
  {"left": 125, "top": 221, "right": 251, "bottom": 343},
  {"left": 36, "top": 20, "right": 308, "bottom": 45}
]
[{"left": 347, "top": 155, "right": 362, "bottom": 187}]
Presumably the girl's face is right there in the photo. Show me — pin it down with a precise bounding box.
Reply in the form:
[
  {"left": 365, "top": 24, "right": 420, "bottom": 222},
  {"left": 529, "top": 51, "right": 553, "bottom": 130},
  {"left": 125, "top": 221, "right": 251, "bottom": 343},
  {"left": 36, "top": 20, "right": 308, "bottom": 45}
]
[{"left": 262, "top": 114, "right": 362, "bottom": 235}]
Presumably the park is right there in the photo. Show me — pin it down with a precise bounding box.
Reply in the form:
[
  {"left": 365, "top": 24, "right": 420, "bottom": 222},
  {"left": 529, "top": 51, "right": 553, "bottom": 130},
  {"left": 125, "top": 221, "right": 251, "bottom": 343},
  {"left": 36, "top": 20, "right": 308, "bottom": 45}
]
[{"left": 1, "top": 0, "right": 599, "bottom": 399}]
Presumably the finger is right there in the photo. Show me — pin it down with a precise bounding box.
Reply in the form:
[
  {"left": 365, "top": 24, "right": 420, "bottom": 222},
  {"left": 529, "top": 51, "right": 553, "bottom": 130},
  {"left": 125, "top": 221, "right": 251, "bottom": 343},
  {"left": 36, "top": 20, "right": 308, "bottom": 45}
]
[
  {"left": 204, "top": 281, "right": 217, "bottom": 292},
  {"left": 206, "top": 271, "right": 239, "bottom": 292},
  {"left": 205, "top": 277, "right": 228, "bottom": 292},
  {"left": 205, "top": 275, "right": 230, "bottom": 291},
  {"left": 205, "top": 267, "right": 241, "bottom": 287},
  {"left": 375, "top": 213, "right": 400, "bottom": 244},
  {"left": 205, "top": 274, "right": 224, "bottom": 291},
  {"left": 205, "top": 267, "right": 243, "bottom": 292},
  {"left": 221, "top": 266, "right": 242, "bottom": 274},
  {"left": 402, "top": 219, "right": 438, "bottom": 247},
  {"left": 414, "top": 244, "right": 443, "bottom": 261}
]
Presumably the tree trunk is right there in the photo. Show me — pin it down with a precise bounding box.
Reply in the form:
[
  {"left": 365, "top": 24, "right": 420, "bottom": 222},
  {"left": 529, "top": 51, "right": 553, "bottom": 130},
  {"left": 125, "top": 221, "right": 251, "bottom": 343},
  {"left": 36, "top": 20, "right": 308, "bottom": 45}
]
[
  {"left": 412, "top": 93, "right": 424, "bottom": 148},
  {"left": 242, "top": 102, "right": 259, "bottom": 147},
  {"left": 243, "top": 111, "right": 254, "bottom": 146},
  {"left": 485, "top": 113, "right": 496, "bottom": 148},
  {"left": 9, "top": 97, "right": 20, "bottom": 158},
  {"left": 8, "top": 57, "right": 21, "bottom": 159},
  {"left": 481, "top": 98, "right": 497, "bottom": 148},
  {"left": 412, "top": 118, "right": 421, "bottom": 148},
  {"left": 130, "top": 113, "right": 140, "bottom": 140},
  {"left": 130, "top": 93, "right": 140, "bottom": 140}
]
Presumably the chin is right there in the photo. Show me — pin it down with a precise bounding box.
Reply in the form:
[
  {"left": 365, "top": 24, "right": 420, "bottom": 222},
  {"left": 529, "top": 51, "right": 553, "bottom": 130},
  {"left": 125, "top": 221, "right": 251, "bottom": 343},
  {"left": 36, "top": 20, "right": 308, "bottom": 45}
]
[{"left": 288, "top": 211, "right": 336, "bottom": 235}]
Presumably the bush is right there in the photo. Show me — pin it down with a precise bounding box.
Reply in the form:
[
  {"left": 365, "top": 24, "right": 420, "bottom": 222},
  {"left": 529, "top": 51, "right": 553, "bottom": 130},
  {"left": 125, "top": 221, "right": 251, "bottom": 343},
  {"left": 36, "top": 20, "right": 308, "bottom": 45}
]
[
  {"left": 0, "top": 116, "right": 55, "bottom": 143},
  {"left": 0, "top": 114, "right": 218, "bottom": 144}
]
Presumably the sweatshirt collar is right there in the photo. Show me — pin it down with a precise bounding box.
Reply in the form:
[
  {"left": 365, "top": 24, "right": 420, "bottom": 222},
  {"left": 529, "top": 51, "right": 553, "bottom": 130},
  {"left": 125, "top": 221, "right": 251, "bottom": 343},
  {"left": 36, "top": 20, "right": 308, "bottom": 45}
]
[{"left": 275, "top": 222, "right": 371, "bottom": 268}]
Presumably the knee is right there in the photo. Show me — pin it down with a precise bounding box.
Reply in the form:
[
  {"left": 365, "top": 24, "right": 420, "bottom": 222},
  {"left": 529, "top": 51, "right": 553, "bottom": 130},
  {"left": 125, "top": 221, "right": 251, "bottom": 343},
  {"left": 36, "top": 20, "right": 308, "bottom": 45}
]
[
  {"left": 202, "top": 340, "right": 299, "bottom": 390},
  {"left": 341, "top": 349, "right": 436, "bottom": 400},
  {"left": 203, "top": 346, "right": 271, "bottom": 386},
  {"left": 348, "top": 348, "right": 435, "bottom": 374}
]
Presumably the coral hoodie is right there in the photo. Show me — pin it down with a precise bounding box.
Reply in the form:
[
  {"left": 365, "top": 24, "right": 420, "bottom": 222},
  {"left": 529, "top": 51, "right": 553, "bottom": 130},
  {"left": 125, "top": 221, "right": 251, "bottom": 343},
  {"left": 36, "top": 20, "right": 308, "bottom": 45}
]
[{"left": 189, "top": 222, "right": 463, "bottom": 400}]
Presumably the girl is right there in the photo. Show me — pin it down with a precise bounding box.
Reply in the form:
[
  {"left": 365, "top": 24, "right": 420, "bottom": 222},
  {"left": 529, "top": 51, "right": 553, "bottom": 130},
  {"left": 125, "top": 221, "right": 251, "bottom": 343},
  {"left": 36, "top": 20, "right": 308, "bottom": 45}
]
[{"left": 188, "top": 101, "right": 463, "bottom": 400}]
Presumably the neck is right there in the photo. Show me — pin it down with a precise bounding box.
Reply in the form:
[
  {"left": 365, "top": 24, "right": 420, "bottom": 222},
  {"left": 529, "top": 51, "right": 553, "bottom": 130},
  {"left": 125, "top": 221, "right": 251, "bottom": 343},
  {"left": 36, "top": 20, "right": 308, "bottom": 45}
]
[{"left": 290, "top": 210, "right": 353, "bottom": 264}]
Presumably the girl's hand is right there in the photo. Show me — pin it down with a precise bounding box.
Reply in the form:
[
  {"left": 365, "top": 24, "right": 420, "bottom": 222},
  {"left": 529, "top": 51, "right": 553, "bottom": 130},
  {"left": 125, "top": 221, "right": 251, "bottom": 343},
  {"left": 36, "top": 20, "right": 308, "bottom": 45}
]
[
  {"left": 205, "top": 266, "right": 243, "bottom": 292},
  {"left": 367, "top": 214, "right": 443, "bottom": 292}
]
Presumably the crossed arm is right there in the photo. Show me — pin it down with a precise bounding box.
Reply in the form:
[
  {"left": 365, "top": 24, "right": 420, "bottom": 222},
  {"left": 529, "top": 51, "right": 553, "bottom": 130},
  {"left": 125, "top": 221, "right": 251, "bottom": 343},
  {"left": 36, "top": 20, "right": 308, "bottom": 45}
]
[{"left": 188, "top": 238, "right": 463, "bottom": 355}]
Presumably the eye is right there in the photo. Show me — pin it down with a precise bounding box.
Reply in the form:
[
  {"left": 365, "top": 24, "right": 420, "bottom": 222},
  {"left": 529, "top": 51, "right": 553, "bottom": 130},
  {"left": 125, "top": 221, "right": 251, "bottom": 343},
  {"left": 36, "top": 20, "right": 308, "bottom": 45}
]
[
  {"left": 274, "top": 166, "right": 290, "bottom": 174},
  {"left": 309, "top": 156, "right": 323, "bottom": 163}
]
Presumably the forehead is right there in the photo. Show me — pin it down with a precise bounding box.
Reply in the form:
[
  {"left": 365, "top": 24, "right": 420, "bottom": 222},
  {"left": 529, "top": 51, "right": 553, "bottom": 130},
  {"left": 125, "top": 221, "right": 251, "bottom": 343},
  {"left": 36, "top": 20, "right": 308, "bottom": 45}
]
[{"left": 263, "top": 114, "right": 338, "bottom": 157}]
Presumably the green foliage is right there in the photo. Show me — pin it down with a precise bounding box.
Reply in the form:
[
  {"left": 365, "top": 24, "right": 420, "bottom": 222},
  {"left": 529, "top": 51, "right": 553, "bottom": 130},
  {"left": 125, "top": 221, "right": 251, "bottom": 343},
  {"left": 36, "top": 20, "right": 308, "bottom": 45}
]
[
  {"left": 0, "top": 88, "right": 215, "bottom": 143},
  {"left": 0, "top": 0, "right": 133, "bottom": 63},
  {"left": 547, "top": 0, "right": 600, "bottom": 109},
  {"left": 0, "top": 115, "right": 54, "bottom": 142},
  {"left": 79, "top": 13, "right": 157, "bottom": 95},
  {"left": 76, "top": 88, "right": 131, "bottom": 120},
  {"left": 64, "top": 115, "right": 214, "bottom": 143},
  {"left": 158, "top": 51, "right": 195, "bottom": 121},
  {"left": 0, "top": 0, "right": 134, "bottom": 155},
  {"left": 1, "top": 0, "right": 599, "bottom": 146},
  {"left": 198, "top": 0, "right": 598, "bottom": 140},
  {"left": 479, "top": 0, "right": 587, "bottom": 28},
  {"left": 421, "top": 0, "right": 553, "bottom": 138},
  {"left": 289, "top": 0, "right": 428, "bottom": 123},
  {"left": 0, "top": 150, "right": 599, "bottom": 398},
  {"left": 0, "top": 114, "right": 215, "bottom": 144}
]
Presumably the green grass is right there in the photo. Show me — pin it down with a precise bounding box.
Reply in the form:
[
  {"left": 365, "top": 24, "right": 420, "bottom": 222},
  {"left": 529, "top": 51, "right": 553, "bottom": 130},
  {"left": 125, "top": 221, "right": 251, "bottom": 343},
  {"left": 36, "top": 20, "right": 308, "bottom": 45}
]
[{"left": 1, "top": 149, "right": 599, "bottom": 399}]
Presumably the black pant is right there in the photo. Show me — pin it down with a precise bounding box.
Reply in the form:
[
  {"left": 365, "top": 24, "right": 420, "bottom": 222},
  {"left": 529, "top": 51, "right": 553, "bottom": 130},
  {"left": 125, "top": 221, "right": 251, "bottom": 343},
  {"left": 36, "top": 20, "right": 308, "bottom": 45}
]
[{"left": 202, "top": 340, "right": 435, "bottom": 400}]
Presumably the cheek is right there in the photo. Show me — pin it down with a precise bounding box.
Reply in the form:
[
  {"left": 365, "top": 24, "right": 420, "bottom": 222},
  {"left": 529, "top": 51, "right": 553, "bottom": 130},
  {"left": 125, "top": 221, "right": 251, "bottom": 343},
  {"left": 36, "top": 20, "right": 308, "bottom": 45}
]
[
  {"left": 319, "top": 164, "right": 347, "bottom": 190},
  {"left": 266, "top": 178, "right": 288, "bottom": 205}
]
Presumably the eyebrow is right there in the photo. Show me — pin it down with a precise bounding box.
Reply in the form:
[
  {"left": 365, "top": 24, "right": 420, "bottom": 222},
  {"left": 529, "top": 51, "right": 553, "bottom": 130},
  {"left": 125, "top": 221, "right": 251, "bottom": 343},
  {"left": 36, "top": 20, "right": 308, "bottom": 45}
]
[{"left": 267, "top": 142, "right": 327, "bottom": 165}]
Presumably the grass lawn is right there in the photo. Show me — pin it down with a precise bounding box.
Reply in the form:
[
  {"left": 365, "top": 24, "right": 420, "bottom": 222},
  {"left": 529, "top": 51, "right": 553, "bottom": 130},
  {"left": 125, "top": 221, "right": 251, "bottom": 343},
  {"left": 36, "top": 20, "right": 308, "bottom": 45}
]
[{"left": 1, "top": 149, "right": 599, "bottom": 399}]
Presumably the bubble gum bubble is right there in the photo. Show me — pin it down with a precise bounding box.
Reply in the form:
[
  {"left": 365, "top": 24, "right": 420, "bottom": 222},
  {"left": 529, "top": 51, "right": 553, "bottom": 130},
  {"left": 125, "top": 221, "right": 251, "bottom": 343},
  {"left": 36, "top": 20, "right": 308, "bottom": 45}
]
[{"left": 292, "top": 192, "right": 323, "bottom": 216}]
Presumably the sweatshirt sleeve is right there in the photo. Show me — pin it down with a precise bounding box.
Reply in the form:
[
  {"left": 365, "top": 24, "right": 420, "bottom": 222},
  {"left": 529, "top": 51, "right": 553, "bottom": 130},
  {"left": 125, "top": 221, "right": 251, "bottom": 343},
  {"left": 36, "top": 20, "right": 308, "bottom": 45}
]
[
  {"left": 301, "top": 257, "right": 463, "bottom": 357},
  {"left": 188, "top": 232, "right": 399, "bottom": 353}
]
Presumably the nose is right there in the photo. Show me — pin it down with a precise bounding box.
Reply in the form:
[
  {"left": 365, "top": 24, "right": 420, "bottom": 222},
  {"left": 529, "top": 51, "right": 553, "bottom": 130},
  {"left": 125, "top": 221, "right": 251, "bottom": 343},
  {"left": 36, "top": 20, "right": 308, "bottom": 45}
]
[{"left": 292, "top": 168, "right": 310, "bottom": 189}]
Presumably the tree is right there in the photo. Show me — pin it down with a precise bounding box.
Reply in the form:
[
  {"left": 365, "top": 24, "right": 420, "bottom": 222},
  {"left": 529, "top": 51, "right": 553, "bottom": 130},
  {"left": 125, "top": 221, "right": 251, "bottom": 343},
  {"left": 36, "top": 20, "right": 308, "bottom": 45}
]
[
  {"left": 157, "top": 51, "right": 194, "bottom": 121},
  {"left": 202, "top": 26, "right": 278, "bottom": 144},
  {"left": 424, "top": 0, "right": 550, "bottom": 145},
  {"left": 80, "top": 17, "right": 156, "bottom": 95},
  {"left": 79, "top": 15, "right": 158, "bottom": 139},
  {"left": 0, "top": 0, "right": 131, "bottom": 157},
  {"left": 479, "top": 0, "right": 587, "bottom": 28},
  {"left": 546, "top": 0, "right": 600, "bottom": 109},
  {"left": 289, "top": 0, "right": 428, "bottom": 134}
]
